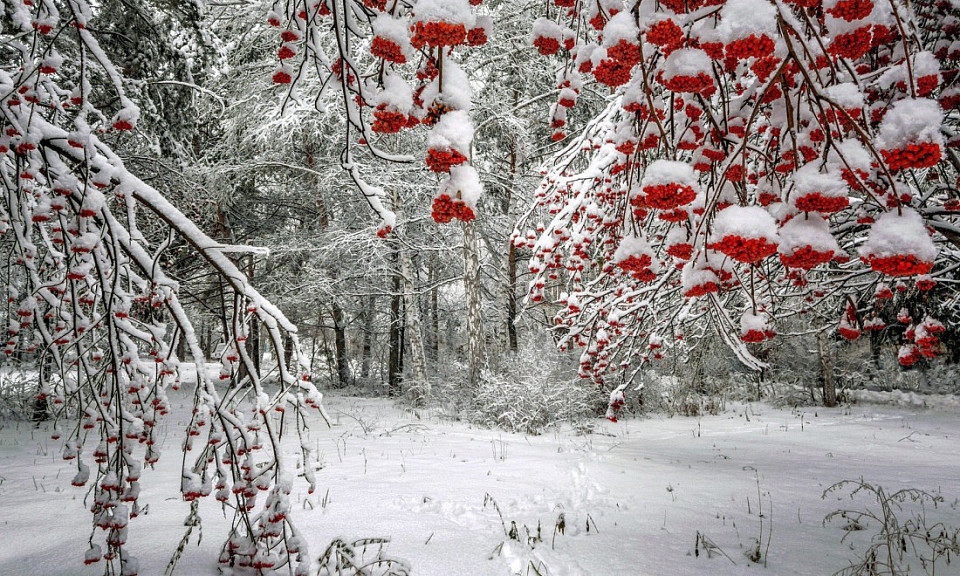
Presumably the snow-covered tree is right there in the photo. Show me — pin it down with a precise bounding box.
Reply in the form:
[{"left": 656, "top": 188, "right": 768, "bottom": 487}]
[
  {"left": 1, "top": 1, "right": 326, "bottom": 573},
  {"left": 517, "top": 0, "right": 960, "bottom": 395}
]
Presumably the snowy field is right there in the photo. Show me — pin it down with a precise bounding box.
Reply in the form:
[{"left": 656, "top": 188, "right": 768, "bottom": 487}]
[{"left": 1, "top": 390, "right": 959, "bottom": 576}]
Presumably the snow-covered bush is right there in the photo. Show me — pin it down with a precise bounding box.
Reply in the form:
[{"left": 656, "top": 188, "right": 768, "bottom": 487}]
[
  {"left": 0, "top": 367, "right": 38, "bottom": 420},
  {"left": 518, "top": 0, "right": 960, "bottom": 394},
  {"left": 470, "top": 347, "right": 594, "bottom": 435},
  {"left": 641, "top": 369, "right": 729, "bottom": 416}
]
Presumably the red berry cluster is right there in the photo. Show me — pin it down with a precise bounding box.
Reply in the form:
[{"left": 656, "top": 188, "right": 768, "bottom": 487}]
[
  {"left": 593, "top": 59, "right": 632, "bottom": 87},
  {"left": 372, "top": 105, "right": 408, "bottom": 133},
  {"left": 658, "top": 208, "right": 689, "bottom": 222},
  {"left": 426, "top": 148, "right": 468, "bottom": 172},
  {"left": 467, "top": 27, "right": 488, "bottom": 46},
  {"left": 899, "top": 345, "right": 921, "bottom": 366},
  {"left": 661, "top": 73, "right": 714, "bottom": 95},
  {"left": 533, "top": 36, "right": 561, "bottom": 56},
  {"left": 758, "top": 191, "right": 780, "bottom": 206},
  {"left": 658, "top": 0, "right": 712, "bottom": 13},
  {"left": 589, "top": 11, "right": 608, "bottom": 31},
  {"left": 667, "top": 242, "right": 693, "bottom": 260},
  {"left": 780, "top": 245, "right": 835, "bottom": 270},
  {"left": 915, "top": 74, "right": 939, "bottom": 97},
  {"left": 794, "top": 192, "right": 849, "bottom": 214},
  {"left": 412, "top": 21, "right": 467, "bottom": 48},
  {"left": 616, "top": 254, "right": 657, "bottom": 282},
  {"left": 701, "top": 146, "right": 726, "bottom": 163},
  {"left": 724, "top": 164, "right": 745, "bottom": 182},
  {"left": 607, "top": 395, "right": 625, "bottom": 423},
  {"left": 828, "top": 29, "right": 872, "bottom": 59},
  {"left": 725, "top": 34, "right": 775, "bottom": 60},
  {"left": 684, "top": 281, "right": 719, "bottom": 298},
  {"left": 940, "top": 92, "right": 960, "bottom": 111},
  {"left": 431, "top": 194, "right": 476, "bottom": 223},
  {"left": 880, "top": 142, "right": 941, "bottom": 171},
  {"left": 741, "top": 329, "right": 768, "bottom": 343},
  {"left": 838, "top": 325, "right": 861, "bottom": 340},
  {"left": 864, "top": 254, "right": 934, "bottom": 276},
  {"left": 607, "top": 40, "right": 642, "bottom": 67},
  {"left": 712, "top": 235, "right": 778, "bottom": 264},
  {"left": 916, "top": 276, "right": 937, "bottom": 291},
  {"left": 371, "top": 37, "right": 406, "bottom": 63},
  {"left": 646, "top": 20, "right": 684, "bottom": 53},
  {"left": 643, "top": 183, "right": 697, "bottom": 210},
  {"left": 827, "top": 0, "right": 874, "bottom": 21}
]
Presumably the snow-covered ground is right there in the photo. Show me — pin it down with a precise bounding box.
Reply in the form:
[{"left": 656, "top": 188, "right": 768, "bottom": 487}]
[{"left": 1, "top": 391, "right": 958, "bottom": 575}]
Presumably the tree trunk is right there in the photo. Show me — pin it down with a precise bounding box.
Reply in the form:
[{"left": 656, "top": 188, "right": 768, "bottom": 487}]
[
  {"left": 388, "top": 254, "right": 403, "bottom": 396},
  {"left": 304, "top": 135, "right": 330, "bottom": 229},
  {"left": 246, "top": 257, "right": 261, "bottom": 374},
  {"left": 819, "top": 330, "right": 837, "bottom": 407},
  {"left": 388, "top": 189, "right": 429, "bottom": 402},
  {"left": 399, "top": 240, "right": 429, "bottom": 404},
  {"left": 426, "top": 253, "right": 440, "bottom": 360},
  {"left": 461, "top": 220, "right": 484, "bottom": 391},
  {"left": 282, "top": 330, "right": 294, "bottom": 373},
  {"left": 869, "top": 330, "right": 882, "bottom": 378},
  {"left": 506, "top": 242, "right": 518, "bottom": 353},
  {"left": 431, "top": 279, "right": 439, "bottom": 358},
  {"left": 505, "top": 129, "right": 519, "bottom": 353},
  {"left": 331, "top": 302, "right": 352, "bottom": 387},
  {"left": 360, "top": 295, "right": 375, "bottom": 381}
]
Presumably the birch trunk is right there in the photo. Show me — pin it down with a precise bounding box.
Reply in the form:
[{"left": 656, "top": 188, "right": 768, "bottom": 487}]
[
  {"left": 400, "top": 239, "right": 430, "bottom": 405},
  {"left": 461, "top": 220, "right": 484, "bottom": 391}
]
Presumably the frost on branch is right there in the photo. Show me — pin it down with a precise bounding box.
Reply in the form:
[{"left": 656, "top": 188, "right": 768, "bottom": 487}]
[
  {"left": 517, "top": 0, "right": 959, "bottom": 386},
  {"left": 267, "top": 0, "right": 486, "bottom": 230},
  {"left": 1, "top": 3, "right": 325, "bottom": 573}
]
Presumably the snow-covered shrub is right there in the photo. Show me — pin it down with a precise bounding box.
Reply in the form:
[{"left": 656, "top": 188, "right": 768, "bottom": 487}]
[
  {"left": 0, "top": 367, "right": 37, "bottom": 420},
  {"left": 469, "top": 346, "right": 594, "bottom": 435},
  {"left": 640, "top": 371, "right": 727, "bottom": 416},
  {"left": 519, "top": 0, "right": 960, "bottom": 391}
]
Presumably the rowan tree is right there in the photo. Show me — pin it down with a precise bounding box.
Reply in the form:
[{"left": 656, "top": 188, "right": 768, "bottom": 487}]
[
  {"left": 1, "top": 1, "right": 324, "bottom": 574},
  {"left": 516, "top": 0, "right": 960, "bottom": 411}
]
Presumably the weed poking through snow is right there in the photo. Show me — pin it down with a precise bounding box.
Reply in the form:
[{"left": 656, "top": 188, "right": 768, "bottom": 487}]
[{"left": 824, "top": 480, "right": 960, "bottom": 576}]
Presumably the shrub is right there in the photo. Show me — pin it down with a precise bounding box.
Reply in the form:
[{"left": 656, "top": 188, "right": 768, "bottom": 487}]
[
  {"left": 824, "top": 480, "right": 960, "bottom": 576},
  {"left": 469, "top": 345, "right": 594, "bottom": 435}
]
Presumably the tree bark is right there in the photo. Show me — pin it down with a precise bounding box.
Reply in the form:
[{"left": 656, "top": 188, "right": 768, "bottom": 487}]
[
  {"left": 399, "top": 240, "right": 430, "bottom": 404},
  {"left": 388, "top": 189, "right": 429, "bottom": 403},
  {"left": 331, "top": 301, "right": 352, "bottom": 387},
  {"left": 506, "top": 131, "right": 519, "bottom": 353},
  {"left": 461, "top": 220, "right": 484, "bottom": 391},
  {"left": 304, "top": 135, "right": 329, "bottom": 229},
  {"left": 360, "top": 295, "right": 375, "bottom": 381},
  {"left": 506, "top": 242, "right": 518, "bottom": 353},
  {"left": 818, "top": 330, "right": 837, "bottom": 407},
  {"left": 388, "top": 253, "right": 403, "bottom": 396},
  {"left": 246, "top": 256, "right": 261, "bottom": 375},
  {"left": 427, "top": 252, "right": 440, "bottom": 360}
]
